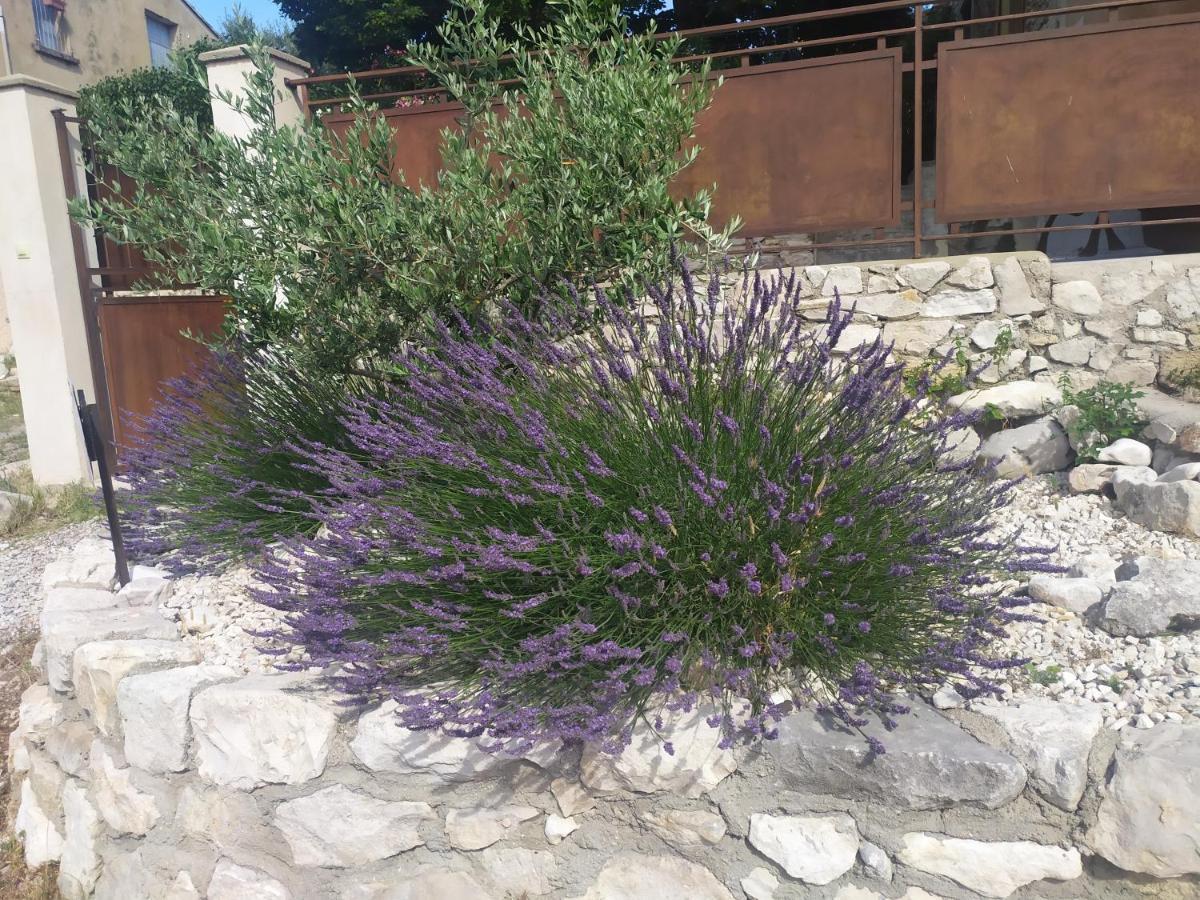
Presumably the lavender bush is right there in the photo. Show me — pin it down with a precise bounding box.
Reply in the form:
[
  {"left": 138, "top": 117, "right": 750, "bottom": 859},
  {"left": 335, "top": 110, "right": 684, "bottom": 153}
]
[
  {"left": 256, "top": 266, "right": 1045, "bottom": 754},
  {"left": 121, "top": 348, "right": 352, "bottom": 573}
]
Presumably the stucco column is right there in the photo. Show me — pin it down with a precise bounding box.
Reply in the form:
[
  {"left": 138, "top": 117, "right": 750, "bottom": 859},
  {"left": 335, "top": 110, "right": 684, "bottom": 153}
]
[
  {"left": 0, "top": 76, "right": 94, "bottom": 485},
  {"left": 199, "top": 45, "right": 311, "bottom": 139}
]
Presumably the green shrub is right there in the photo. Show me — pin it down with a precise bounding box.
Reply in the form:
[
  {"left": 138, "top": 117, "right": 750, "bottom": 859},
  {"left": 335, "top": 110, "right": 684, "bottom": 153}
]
[
  {"left": 78, "top": 43, "right": 215, "bottom": 133},
  {"left": 73, "top": 0, "right": 730, "bottom": 375},
  {"left": 1057, "top": 375, "right": 1145, "bottom": 461}
]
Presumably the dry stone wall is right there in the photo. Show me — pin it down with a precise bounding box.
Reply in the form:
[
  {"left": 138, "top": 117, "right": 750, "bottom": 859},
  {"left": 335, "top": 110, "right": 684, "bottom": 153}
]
[
  {"left": 9, "top": 536, "right": 1200, "bottom": 900},
  {"left": 769, "top": 251, "right": 1200, "bottom": 394}
]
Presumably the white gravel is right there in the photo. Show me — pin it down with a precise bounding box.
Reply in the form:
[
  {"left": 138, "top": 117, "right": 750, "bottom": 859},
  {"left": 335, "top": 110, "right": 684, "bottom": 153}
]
[
  {"left": 0, "top": 520, "right": 107, "bottom": 634},
  {"left": 974, "top": 474, "right": 1200, "bottom": 730}
]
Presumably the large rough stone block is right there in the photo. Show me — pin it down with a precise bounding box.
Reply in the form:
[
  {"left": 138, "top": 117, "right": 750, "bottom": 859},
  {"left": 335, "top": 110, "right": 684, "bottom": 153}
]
[
  {"left": 343, "top": 867, "right": 496, "bottom": 900},
  {"left": 976, "top": 699, "right": 1102, "bottom": 810},
  {"left": 1113, "top": 479, "right": 1200, "bottom": 539},
  {"left": 1088, "top": 723, "right": 1200, "bottom": 877},
  {"left": 948, "top": 380, "right": 1061, "bottom": 418},
  {"left": 898, "top": 833, "right": 1082, "bottom": 898},
  {"left": 275, "top": 784, "right": 435, "bottom": 866},
  {"left": 73, "top": 639, "right": 199, "bottom": 735},
  {"left": 118, "top": 663, "right": 236, "bottom": 773},
  {"left": 41, "top": 538, "right": 116, "bottom": 592},
  {"left": 1026, "top": 575, "right": 1103, "bottom": 617},
  {"left": 578, "top": 854, "right": 733, "bottom": 900},
  {"left": 883, "top": 319, "right": 953, "bottom": 356},
  {"left": 13, "top": 778, "right": 64, "bottom": 866},
  {"left": 58, "top": 778, "right": 103, "bottom": 900},
  {"left": 636, "top": 808, "right": 726, "bottom": 849},
  {"left": 43, "top": 606, "right": 178, "bottom": 693},
  {"left": 748, "top": 813, "right": 858, "bottom": 884},
  {"left": 88, "top": 740, "right": 163, "bottom": 835},
  {"left": 769, "top": 705, "right": 1026, "bottom": 810},
  {"left": 946, "top": 256, "right": 994, "bottom": 290},
  {"left": 580, "top": 702, "right": 737, "bottom": 798},
  {"left": 977, "top": 420, "right": 1072, "bottom": 477},
  {"left": 350, "top": 699, "right": 555, "bottom": 781},
  {"left": 1098, "top": 556, "right": 1200, "bottom": 636},
  {"left": 207, "top": 859, "right": 291, "bottom": 900},
  {"left": 190, "top": 674, "right": 339, "bottom": 789}
]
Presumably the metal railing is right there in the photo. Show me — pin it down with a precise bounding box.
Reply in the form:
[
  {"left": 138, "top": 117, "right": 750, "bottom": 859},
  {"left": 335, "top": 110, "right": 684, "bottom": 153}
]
[{"left": 275, "top": 1, "right": 1200, "bottom": 260}]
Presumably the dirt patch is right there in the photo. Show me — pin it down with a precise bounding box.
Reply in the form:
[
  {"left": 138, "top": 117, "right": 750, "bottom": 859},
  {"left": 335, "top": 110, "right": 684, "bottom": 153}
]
[{"left": 0, "top": 630, "right": 58, "bottom": 899}]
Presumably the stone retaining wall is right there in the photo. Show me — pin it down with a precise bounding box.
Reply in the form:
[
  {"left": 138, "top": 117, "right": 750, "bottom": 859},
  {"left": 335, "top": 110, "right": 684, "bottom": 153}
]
[
  {"left": 10, "top": 538, "right": 1200, "bottom": 900},
  {"left": 770, "top": 250, "right": 1200, "bottom": 394}
]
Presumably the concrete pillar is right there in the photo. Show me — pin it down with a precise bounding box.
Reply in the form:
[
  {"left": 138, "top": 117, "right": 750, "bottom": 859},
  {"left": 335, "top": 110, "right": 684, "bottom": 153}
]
[
  {"left": 0, "top": 75, "right": 94, "bottom": 485},
  {"left": 199, "top": 45, "right": 311, "bottom": 139}
]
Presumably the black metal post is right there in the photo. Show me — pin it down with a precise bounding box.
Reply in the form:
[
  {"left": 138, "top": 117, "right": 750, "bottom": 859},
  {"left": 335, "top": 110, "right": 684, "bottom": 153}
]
[{"left": 77, "top": 390, "right": 130, "bottom": 586}]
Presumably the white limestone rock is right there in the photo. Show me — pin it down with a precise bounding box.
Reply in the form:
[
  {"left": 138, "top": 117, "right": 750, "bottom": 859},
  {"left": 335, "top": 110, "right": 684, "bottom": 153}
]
[
  {"left": 72, "top": 639, "right": 200, "bottom": 735},
  {"left": 89, "top": 740, "right": 162, "bottom": 835},
  {"left": 946, "top": 256, "right": 994, "bottom": 290},
  {"left": 1067, "top": 463, "right": 1118, "bottom": 494},
  {"left": 978, "top": 420, "right": 1072, "bottom": 478},
  {"left": 480, "top": 847, "right": 558, "bottom": 897},
  {"left": 1048, "top": 336, "right": 1097, "bottom": 366},
  {"left": 858, "top": 841, "right": 893, "bottom": 881},
  {"left": 1160, "top": 461, "right": 1200, "bottom": 483},
  {"left": 1088, "top": 723, "right": 1200, "bottom": 877},
  {"left": 897, "top": 261, "right": 951, "bottom": 293},
  {"left": 740, "top": 867, "right": 780, "bottom": 900},
  {"left": 118, "top": 663, "right": 236, "bottom": 773},
  {"left": 1115, "top": 478, "right": 1200, "bottom": 538},
  {"left": 190, "top": 674, "right": 339, "bottom": 789},
  {"left": 350, "top": 699, "right": 556, "bottom": 780},
  {"left": 44, "top": 721, "right": 95, "bottom": 777},
  {"left": 770, "top": 705, "right": 1026, "bottom": 810},
  {"left": 578, "top": 853, "right": 733, "bottom": 900},
  {"left": 207, "top": 859, "right": 291, "bottom": 900},
  {"left": 551, "top": 777, "right": 595, "bottom": 817},
  {"left": 637, "top": 808, "right": 726, "bottom": 848},
  {"left": 832, "top": 323, "right": 881, "bottom": 355},
  {"left": 1026, "top": 575, "right": 1103, "bottom": 616},
  {"left": 14, "top": 778, "right": 64, "bottom": 866},
  {"left": 1052, "top": 281, "right": 1103, "bottom": 316},
  {"left": 923, "top": 288, "right": 997, "bottom": 317},
  {"left": 1069, "top": 552, "right": 1119, "bottom": 587},
  {"left": 544, "top": 814, "right": 578, "bottom": 845},
  {"left": 883, "top": 319, "right": 953, "bottom": 356},
  {"left": 444, "top": 804, "right": 540, "bottom": 851},
  {"left": 1096, "top": 438, "right": 1153, "bottom": 467},
  {"left": 275, "top": 784, "right": 434, "bottom": 866},
  {"left": 42, "top": 538, "right": 116, "bottom": 592},
  {"left": 994, "top": 256, "right": 1045, "bottom": 316},
  {"left": 898, "top": 833, "right": 1082, "bottom": 898},
  {"left": 42, "top": 606, "right": 178, "bottom": 693},
  {"left": 852, "top": 291, "right": 921, "bottom": 320},
  {"left": 1098, "top": 556, "right": 1200, "bottom": 636},
  {"left": 747, "top": 813, "right": 859, "bottom": 884},
  {"left": 977, "top": 699, "right": 1103, "bottom": 809},
  {"left": 58, "top": 779, "right": 103, "bottom": 900},
  {"left": 822, "top": 264, "right": 864, "bottom": 296},
  {"left": 947, "top": 380, "right": 1061, "bottom": 418},
  {"left": 580, "top": 702, "right": 737, "bottom": 798}
]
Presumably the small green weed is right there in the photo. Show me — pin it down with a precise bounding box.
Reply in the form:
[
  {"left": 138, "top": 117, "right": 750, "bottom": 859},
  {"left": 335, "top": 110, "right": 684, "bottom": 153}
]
[
  {"left": 1024, "top": 663, "right": 1063, "bottom": 686},
  {"left": 1056, "top": 374, "right": 1146, "bottom": 462},
  {"left": 0, "top": 468, "right": 100, "bottom": 538}
]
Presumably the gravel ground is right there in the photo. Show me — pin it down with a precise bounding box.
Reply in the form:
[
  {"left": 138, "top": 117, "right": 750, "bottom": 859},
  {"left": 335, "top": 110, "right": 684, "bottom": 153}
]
[{"left": 0, "top": 521, "right": 106, "bottom": 633}]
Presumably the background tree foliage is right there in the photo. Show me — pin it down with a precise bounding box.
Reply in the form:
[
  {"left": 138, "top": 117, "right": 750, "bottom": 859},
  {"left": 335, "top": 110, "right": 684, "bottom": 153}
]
[
  {"left": 75, "top": 0, "right": 728, "bottom": 375},
  {"left": 275, "top": 0, "right": 668, "bottom": 69}
]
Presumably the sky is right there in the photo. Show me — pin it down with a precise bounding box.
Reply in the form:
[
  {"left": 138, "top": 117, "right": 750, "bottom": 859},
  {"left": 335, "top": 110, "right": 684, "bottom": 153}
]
[{"left": 188, "top": 0, "right": 292, "bottom": 31}]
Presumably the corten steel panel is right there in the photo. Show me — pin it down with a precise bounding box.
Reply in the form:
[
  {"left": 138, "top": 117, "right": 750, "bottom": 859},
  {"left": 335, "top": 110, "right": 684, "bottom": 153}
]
[
  {"left": 97, "top": 296, "right": 227, "bottom": 453},
  {"left": 322, "top": 103, "right": 465, "bottom": 190},
  {"left": 673, "top": 49, "right": 903, "bottom": 236},
  {"left": 936, "top": 15, "right": 1200, "bottom": 223}
]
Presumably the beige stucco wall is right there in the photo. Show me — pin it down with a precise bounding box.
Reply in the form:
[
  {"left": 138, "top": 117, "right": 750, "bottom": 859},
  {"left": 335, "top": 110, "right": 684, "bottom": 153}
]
[{"left": 0, "top": 0, "right": 215, "bottom": 90}]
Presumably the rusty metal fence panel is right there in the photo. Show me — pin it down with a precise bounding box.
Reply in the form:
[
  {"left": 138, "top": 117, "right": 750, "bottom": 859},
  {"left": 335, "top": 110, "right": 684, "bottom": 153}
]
[
  {"left": 674, "top": 50, "right": 903, "bottom": 236},
  {"left": 935, "top": 14, "right": 1200, "bottom": 223}
]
